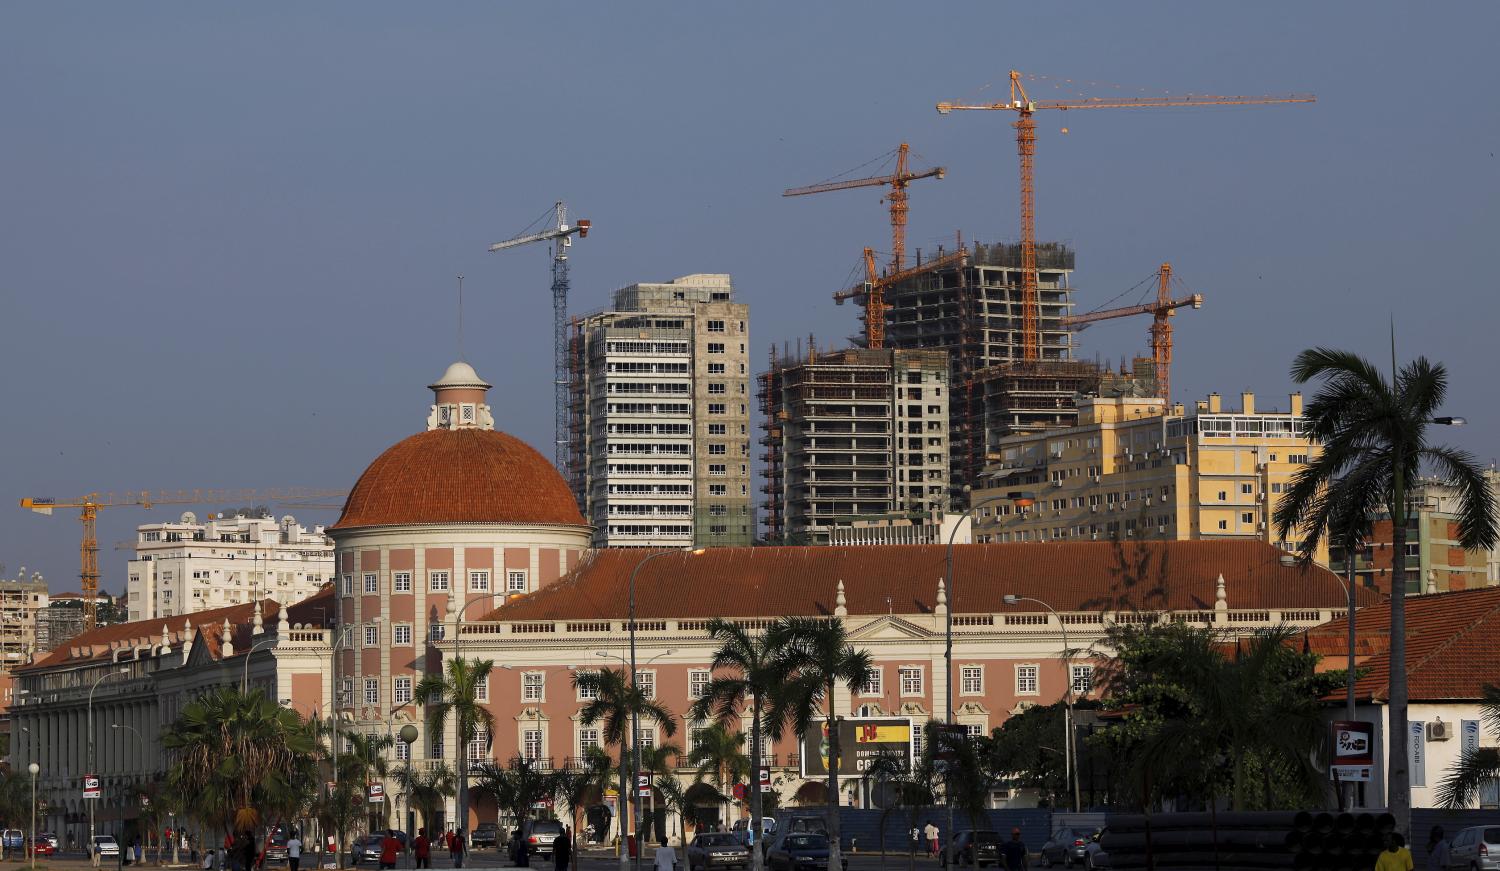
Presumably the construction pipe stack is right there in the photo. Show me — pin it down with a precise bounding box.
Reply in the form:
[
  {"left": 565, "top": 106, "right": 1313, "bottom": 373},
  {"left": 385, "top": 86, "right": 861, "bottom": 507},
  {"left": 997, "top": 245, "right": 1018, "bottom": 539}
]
[{"left": 1101, "top": 810, "right": 1397, "bottom": 870}]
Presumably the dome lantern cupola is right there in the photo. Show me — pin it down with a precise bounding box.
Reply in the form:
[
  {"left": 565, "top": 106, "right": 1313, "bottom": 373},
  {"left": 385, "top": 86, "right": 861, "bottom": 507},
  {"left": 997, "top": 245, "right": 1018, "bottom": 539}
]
[{"left": 427, "top": 361, "right": 495, "bottom": 432}]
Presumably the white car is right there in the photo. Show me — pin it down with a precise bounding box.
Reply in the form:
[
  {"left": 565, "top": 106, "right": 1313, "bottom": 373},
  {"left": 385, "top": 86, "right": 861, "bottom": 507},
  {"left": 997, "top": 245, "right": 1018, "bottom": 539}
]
[{"left": 93, "top": 836, "right": 121, "bottom": 859}]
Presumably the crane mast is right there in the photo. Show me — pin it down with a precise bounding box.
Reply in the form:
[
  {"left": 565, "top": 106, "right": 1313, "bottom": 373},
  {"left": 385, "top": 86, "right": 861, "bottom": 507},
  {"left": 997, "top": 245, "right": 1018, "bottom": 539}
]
[
  {"left": 487, "top": 202, "right": 591, "bottom": 473},
  {"left": 1060, "top": 262, "right": 1203, "bottom": 404}
]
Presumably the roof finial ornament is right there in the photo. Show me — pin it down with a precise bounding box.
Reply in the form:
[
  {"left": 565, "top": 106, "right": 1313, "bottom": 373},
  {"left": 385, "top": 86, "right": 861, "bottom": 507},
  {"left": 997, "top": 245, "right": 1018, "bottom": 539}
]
[
  {"left": 221, "top": 618, "right": 234, "bottom": 656},
  {"left": 159, "top": 624, "right": 170, "bottom": 654},
  {"left": 936, "top": 577, "right": 948, "bottom": 617},
  {"left": 1214, "top": 572, "right": 1228, "bottom": 612},
  {"left": 252, "top": 601, "right": 264, "bottom": 636},
  {"left": 834, "top": 579, "right": 847, "bottom": 618},
  {"left": 277, "top": 600, "right": 290, "bottom": 636},
  {"left": 1425, "top": 569, "right": 1437, "bottom": 595}
]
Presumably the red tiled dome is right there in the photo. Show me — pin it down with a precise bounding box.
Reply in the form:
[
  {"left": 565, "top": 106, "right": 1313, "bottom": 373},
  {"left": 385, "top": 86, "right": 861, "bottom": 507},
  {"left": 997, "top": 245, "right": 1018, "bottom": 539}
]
[{"left": 331, "top": 429, "right": 586, "bottom": 530}]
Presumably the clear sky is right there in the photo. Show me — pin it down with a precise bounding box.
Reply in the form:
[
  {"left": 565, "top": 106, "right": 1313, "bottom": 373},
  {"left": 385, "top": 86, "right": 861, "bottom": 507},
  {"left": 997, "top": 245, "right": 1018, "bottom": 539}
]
[{"left": 3, "top": 3, "right": 1497, "bottom": 592}]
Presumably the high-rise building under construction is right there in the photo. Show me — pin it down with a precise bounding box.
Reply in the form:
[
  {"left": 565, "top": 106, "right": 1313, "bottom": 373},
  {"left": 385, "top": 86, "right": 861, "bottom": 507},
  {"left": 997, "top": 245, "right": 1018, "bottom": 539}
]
[{"left": 569, "top": 275, "right": 754, "bottom": 548}]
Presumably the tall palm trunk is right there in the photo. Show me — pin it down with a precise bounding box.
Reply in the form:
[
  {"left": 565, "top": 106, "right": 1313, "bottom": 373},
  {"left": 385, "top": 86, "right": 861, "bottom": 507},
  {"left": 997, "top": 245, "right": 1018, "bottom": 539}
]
[
  {"left": 824, "top": 680, "right": 841, "bottom": 871},
  {"left": 458, "top": 739, "right": 469, "bottom": 838},
  {"left": 619, "top": 747, "right": 630, "bottom": 871},
  {"left": 1388, "top": 464, "right": 1411, "bottom": 836},
  {"left": 749, "top": 695, "right": 765, "bottom": 871}
]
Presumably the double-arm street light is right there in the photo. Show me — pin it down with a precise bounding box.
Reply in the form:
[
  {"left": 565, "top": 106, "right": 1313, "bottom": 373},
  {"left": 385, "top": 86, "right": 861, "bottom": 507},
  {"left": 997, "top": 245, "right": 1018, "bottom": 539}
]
[
  {"left": 109, "top": 724, "right": 148, "bottom": 871},
  {"left": 1001, "top": 595, "right": 1081, "bottom": 812},
  {"left": 88, "top": 668, "right": 130, "bottom": 852}
]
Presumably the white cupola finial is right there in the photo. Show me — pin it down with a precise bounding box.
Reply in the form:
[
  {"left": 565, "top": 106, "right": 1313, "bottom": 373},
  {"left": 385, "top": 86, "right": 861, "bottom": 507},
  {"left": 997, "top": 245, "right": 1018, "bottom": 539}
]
[
  {"left": 252, "top": 601, "right": 264, "bottom": 635},
  {"left": 1426, "top": 569, "right": 1437, "bottom": 595},
  {"left": 278, "top": 601, "right": 290, "bottom": 635},
  {"left": 834, "top": 579, "right": 847, "bottom": 618},
  {"left": 220, "top": 618, "right": 235, "bottom": 656},
  {"left": 159, "top": 624, "right": 171, "bottom": 654},
  {"left": 427, "top": 362, "right": 495, "bottom": 431},
  {"left": 1215, "top": 573, "right": 1228, "bottom": 612},
  {"left": 936, "top": 577, "right": 948, "bottom": 617}
]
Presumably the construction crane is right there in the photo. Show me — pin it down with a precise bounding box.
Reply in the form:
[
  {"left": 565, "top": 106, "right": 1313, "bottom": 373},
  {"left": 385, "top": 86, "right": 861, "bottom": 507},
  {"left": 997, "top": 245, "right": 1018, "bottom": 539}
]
[
  {"left": 19, "top": 488, "right": 348, "bottom": 631},
  {"left": 1062, "top": 263, "right": 1202, "bottom": 403},
  {"left": 487, "top": 202, "right": 591, "bottom": 473},
  {"left": 833, "top": 247, "right": 968, "bottom": 348},
  {"left": 937, "top": 71, "right": 1313, "bottom": 363},
  {"left": 784, "top": 143, "right": 945, "bottom": 275}
]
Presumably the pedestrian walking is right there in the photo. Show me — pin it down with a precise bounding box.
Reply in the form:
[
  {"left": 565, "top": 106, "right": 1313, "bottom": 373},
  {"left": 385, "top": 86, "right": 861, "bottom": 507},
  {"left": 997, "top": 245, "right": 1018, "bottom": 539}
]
[
  {"left": 380, "top": 830, "right": 402, "bottom": 870},
  {"left": 653, "top": 843, "right": 678, "bottom": 871},
  {"left": 552, "top": 829, "right": 571, "bottom": 871},
  {"left": 413, "top": 830, "right": 431, "bottom": 870},
  {"left": 1426, "top": 827, "right": 1450, "bottom": 871},
  {"left": 999, "top": 828, "right": 1027, "bottom": 871},
  {"left": 287, "top": 830, "right": 303, "bottom": 871},
  {"left": 451, "top": 832, "right": 466, "bottom": 869},
  {"left": 1375, "top": 833, "right": 1414, "bottom": 871},
  {"left": 924, "top": 822, "right": 940, "bottom": 858}
]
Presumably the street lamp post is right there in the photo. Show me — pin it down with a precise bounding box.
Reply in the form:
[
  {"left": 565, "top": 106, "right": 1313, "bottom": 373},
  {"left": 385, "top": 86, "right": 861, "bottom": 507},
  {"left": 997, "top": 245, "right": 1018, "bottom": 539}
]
[
  {"left": 594, "top": 649, "right": 675, "bottom": 867},
  {"left": 110, "top": 724, "right": 148, "bottom": 871},
  {"left": 28, "top": 762, "right": 39, "bottom": 871},
  {"left": 451, "top": 597, "right": 501, "bottom": 843},
  {"left": 242, "top": 637, "right": 280, "bottom": 693},
  {"left": 1002, "top": 595, "right": 1081, "bottom": 813},
  {"left": 624, "top": 550, "right": 700, "bottom": 871},
  {"left": 88, "top": 668, "right": 129, "bottom": 857}
]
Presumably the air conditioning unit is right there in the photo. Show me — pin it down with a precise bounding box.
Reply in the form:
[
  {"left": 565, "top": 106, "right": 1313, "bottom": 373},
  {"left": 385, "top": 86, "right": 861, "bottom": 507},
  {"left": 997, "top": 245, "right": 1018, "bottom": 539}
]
[
  {"left": 1157, "top": 525, "right": 1167, "bottom": 534},
  {"left": 1091, "top": 474, "right": 1101, "bottom": 483},
  {"left": 1126, "top": 529, "right": 1135, "bottom": 536},
  {"left": 1258, "top": 521, "right": 1267, "bottom": 531},
  {"left": 1052, "top": 480, "right": 1064, "bottom": 488},
  {"left": 1145, "top": 496, "right": 1153, "bottom": 506},
  {"left": 1426, "top": 721, "right": 1452, "bottom": 741},
  {"left": 1090, "top": 533, "right": 1099, "bottom": 540},
  {"left": 1090, "top": 506, "right": 1098, "bottom": 513},
  {"left": 1258, "top": 492, "right": 1266, "bottom": 502}
]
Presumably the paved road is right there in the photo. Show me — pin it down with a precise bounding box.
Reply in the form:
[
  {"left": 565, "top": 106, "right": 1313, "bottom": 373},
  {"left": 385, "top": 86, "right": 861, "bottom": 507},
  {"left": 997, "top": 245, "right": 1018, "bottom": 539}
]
[{"left": 7, "top": 850, "right": 954, "bottom": 871}]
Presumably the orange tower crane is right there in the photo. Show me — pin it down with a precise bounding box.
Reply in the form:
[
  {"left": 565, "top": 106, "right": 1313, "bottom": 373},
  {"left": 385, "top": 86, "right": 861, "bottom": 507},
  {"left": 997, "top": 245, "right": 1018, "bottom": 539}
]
[
  {"left": 1061, "top": 262, "right": 1202, "bottom": 403},
  {"left": 19, "top": 488, "right": 348, "bottom": 630},
  {"left": 937, "top": 71, "right": 1313, "bottom": 362},
  {"left": 784, "top": 143, "right": 945, "bottom": 276},
  {"left": 833, "top": 247, "right": 968, "bottom": 349}
]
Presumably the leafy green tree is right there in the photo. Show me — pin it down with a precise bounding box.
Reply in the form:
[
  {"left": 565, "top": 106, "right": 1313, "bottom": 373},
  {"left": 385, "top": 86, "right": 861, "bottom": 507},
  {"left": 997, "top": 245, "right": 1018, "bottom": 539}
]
[
  {"left": 573, "top": 667, "right": 678, "bottom": 871},
  {"left": 924, "top": 721, "right": 994, "bottom": 833},
  {"left": 393, "top": 763, "right": 456, "bottom": 833},
  {"left": 769, "top": 617, "right": 874, "bottom": 871},
  {"left": 1437, "top": 684, "right": 1500, "bottom": 808},
  {"left": 985, "top": 702, "right": 1074, "bottom": 806},
  {"left": 163, "top": 685, "right": 317, "bottom": 834},
  {"left": 416, "top": 657, "right": 496, "bottom": 836},
  {"left": 551, "top": 752, "right": 612, "bottom": 871},
  {"left": 343, "top": 731, "right": 395, "bottom": 829},
  {"left": 653, "top": 776, "right": 689, "bottom": 843},
  {"left": 687, "top": 724, "right": 748, "bottom": 829},
  {"left": 689, "top": 617, "right": 793, "bottom": 871},
  {"left": 473, "top": 756, "right": 551, "bottom": 839},
  {"left": 1274, "top": 347, "right": 1498, "bottom": 832}
]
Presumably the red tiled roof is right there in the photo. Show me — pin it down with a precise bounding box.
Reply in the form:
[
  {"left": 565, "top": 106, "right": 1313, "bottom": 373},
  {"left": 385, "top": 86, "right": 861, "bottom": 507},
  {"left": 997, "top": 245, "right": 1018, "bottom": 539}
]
[
  {"left": 18, "top": 586, "right": 335, "bottom": 673},
  {"left": 484, "top": 540, "right": 1373, "bottom": 622},
  {"left": 1308, "top": 586, "right": 1500, "bottom": 701},
  {"left": 330, "top": 429, "right": 586, "bottom": 531}
]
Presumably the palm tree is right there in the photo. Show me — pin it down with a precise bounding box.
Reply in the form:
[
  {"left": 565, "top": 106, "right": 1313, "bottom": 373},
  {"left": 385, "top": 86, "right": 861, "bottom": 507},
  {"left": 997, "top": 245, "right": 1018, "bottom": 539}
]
[
  {"left": 415, "top": 656, "right": 496, "bottom": 837},
  {"left": 552, "top": 753, "right": 612, "bottom": 871},
  {"left": 689, "top": 618, "right": 792, "bottom": 871},
  {"left": 344, "top": 731, "right": 395, "bottom": 829},
  {"left": 687, "top": 725, "right": 748, "bottom": 829},
  {"left": 473, "top": 756, "right": 552, "bottom": 841},
  {"left": 163, "top": 685, "right": 318, "bottom": 834},
  {"left": 769, "top": 617, "right": 874, "bottom": 871},
  {"left": 574, "top": 667, "right": 679, "bottom": 871},
  {"left": 640, "top": 742, "right": 683, "bottom": 846},
  {"left": 1437, "top": 684, "right": 1500, "bottom": 808},
  {"left": 394, "top": 763, "right": 456, "bottom": 833},
  {"left": 653, "top": 776, "right": 689, "bottom": 844},
  {"left": 1274, "top": 347, "right": 1498, "bottom": 833}
]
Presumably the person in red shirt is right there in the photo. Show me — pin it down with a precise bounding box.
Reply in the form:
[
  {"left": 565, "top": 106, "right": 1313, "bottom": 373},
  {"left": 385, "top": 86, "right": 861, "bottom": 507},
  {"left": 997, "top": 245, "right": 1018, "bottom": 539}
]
[
  {"left": 413, "top": 830, "right": 431, "bottom": 870},
  {"left": 379, "top": 831, "right": 402, "bottom": 871}
]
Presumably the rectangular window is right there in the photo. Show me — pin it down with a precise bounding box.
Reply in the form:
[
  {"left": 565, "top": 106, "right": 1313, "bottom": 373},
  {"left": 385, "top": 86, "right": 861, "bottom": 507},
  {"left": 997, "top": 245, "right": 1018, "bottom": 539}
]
[
  {"left": 708, "top": 403, "right": 726, "bottom": 415},
  {"left": 363, "top": 623, "right": 378, "bottom": 646},
  {"left": 708, "top": 444, "right": 727, "bottom": 455},
  {"left": 708, "top": 484, "right": 727, "bottom": 496},
  {"left": 1071, "top": 665, "right": 1094, "bottom": 694},
  {"left": 429, "top": 571, "right": 450, "bottom": 592},
  {"left": 469, "top": 570, "right": 490, "bottom": 592},
  {"left": 1241, "top": 512, "right": 1255, "bottom": 524},
  {"left": 689, "top": 669, "right": 711, "bottom": 698},
  {"left": 1217, "top": 519, "right": 1228, "bottom": 530},
  {"left": 394, "top": 676, "right": 413, "bottom": 705},
  {"left": 1016, "top": 665, "right": 1039, "bottom": 695},
  {"left": 393, "top": 624, "right": 412, "bottom": 646},
  {"left": 860, "top": 668, "right": 882, "bottom": 695},
  {"left": 468, "top": 729, "right": 490, "bottom": 767},
  {"left": 1241, "top": 483, "right": 1254, "bottom": 495},
  {"left": 579, "top": 728, "right": 601, "bottom": 756},
  {"left": 522, "top": 672, "right": 545, "bottom": 702},
  {"left": 363, "top": 678, "right": 379, "bottom": 705},
  {"left": 636, "top": 727, "right": 655, "bottom": 749},
  {"left": 523, "top": 729, "right": 543, "bottom": 761},
  {"left": 393, "top": 572, "right": 412, "bottom": 593},
  {"left": 430, "top": 736, "right": 444, "bottom": 760},
  {"left": 709, "top": 464, "right": 727, "bottom": 476},
  {"left": 339, "top": 678, "right": 354, "bottom": 706},
  {"left": 708, "top": 423, "right": 726, "bottom": 435},
  {"left": 363, "top": 573, "right": 379, "bottom": 594},
  {"left": 475, "top": 674, "right": 489, "bottom": 703},
  {"left": 961, "top": 666, "right": 983, "bottom": 695},
  {"left": 899, "top": 666, "right": 923, "bottom": 696},
  {"left": 635, "top": 671, "right": 656, "bottom": 699},
  {"left": 507, "top": 570, "right": 528, "bottom": 593},
  {"left": 395, "top": 740, "right": 410, "bottom": 761},
  {"left": 708, "top": 363, "right": 725, "bottom": 375},
  {"left": 708, "top": 383, "right": 726, "bottom": 395},
  {"left": 964, "top": 723, "right": 984, "bottom": 739},
  {"left": 707, "top": 342, "right": 725, "bottom": 354},
  {"left": 429, "top": 622, "right": 446, "bottom": 641},
  {"left": 706, "top": 319, "right": 726, "bottom": 332},
  {"left": 341, "top": 575, "right": 353, "bottom": 597},
  {"left": 577, "top": 671, "right": 599, "bottom": 701}
]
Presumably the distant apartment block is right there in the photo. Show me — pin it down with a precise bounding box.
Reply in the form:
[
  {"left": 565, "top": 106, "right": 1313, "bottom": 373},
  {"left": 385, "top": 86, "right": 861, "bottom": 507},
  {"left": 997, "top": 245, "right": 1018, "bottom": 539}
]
[
  {"left": 125, "top": 512, "right": 333, "bottom": 620},
  {"left": 0, "top": 568, "right": 47, "bottom": 673},
  {"left": 759, "top": 347, "right": 950, "bottom": 544},
  {"left": 973, "top": 391, "right": 1327, "bottom": 563},
  {"left": 570, "top": 274, "right": 754, "bottom": 548}
]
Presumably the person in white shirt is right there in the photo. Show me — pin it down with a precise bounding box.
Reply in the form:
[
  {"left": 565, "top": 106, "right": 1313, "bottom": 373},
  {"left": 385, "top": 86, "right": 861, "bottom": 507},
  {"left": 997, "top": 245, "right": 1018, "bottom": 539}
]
[
  {"left": 653, "top": 844, "right": 678, "bottom": 871},
  {"left": 286, "top": 832, "right": 303, "bottom": 871}
]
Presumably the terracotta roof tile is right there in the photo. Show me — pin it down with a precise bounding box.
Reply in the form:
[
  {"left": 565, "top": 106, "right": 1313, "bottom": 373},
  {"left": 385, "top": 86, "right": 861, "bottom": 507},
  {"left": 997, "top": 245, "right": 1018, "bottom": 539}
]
[
  {"left": 1309, "top": 586, "right": 1500, "bottom": 701},
  {"left": 331, "top": 429, "right": 586, "bottom": 531},
  {"left": 484, "top": 540, "right": 1370, "bottom": 622}
]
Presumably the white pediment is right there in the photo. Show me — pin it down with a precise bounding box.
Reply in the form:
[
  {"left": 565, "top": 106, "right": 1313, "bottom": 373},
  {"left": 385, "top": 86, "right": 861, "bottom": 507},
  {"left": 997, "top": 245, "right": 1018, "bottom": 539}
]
[{"left": 848, "top": 614, "right": 933, "bottom": 641}]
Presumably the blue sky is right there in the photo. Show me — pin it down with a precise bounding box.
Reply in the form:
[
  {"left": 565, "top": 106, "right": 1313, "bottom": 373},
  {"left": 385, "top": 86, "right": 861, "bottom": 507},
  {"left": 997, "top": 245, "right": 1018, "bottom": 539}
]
[{"left": 3, "top": 3, "right": 1497, "bottom": 591}]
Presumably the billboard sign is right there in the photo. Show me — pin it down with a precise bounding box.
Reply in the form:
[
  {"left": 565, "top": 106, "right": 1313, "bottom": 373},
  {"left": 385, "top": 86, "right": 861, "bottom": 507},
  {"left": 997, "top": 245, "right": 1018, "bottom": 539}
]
[
  {"left": 368, "top": 783, "right": 384, "bottom": 804},
  {"left": 636, "top": 774, "right": 651, "bottom": 797},
  {"left": 1330, "top": 720, "right": 1374, "bottom": 783},
  {"left": 83, "top": 775, "right": 100, "bottom": 800},
  {"left": 759, "top": 766, "right": 772, "bottom": 793},
  {"left": 799, "top": 717, "right": 912, "bottom": 778}
]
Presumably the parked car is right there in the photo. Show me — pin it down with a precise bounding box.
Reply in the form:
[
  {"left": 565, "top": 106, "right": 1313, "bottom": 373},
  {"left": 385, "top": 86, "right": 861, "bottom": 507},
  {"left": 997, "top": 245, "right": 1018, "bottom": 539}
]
[
  {"left": 521, "top": 820, "right": 564, "bottom": 859},
  {"left": 351, "top": 832, "right": 409, "bottom": 866},
  {"left": 28, "top": 837, "right": 56, "bottom": 857},
  {"left": 1448, "top": 826, "right": 1500, "bottom": 871},
  {"left": 471, "top": 823, "right": 500, "bottom": 850},
  {"left": 1, "top": 830, "right": 24, "bottom": 857},
  {"left": 263, "top": 828, "right": 290, "bottom": 864},
  {"left": 37, "top": 833, "right": 60, "bottom": 852},
  {"left": 92, "top": 836, "right": 121, "bottom": 860},
  {"left": 732, "top": 818, "right": 777, "bottom": 838},
  {"left": 766, "top": 833, "right": 847, "bottom": 871},
  {"left": 1039, "top": 828, "right": 1090, "bottom": 868},
  {"left": 688, "top": 832, "right": 752, "bottom": 871},
  {"left": 940, "top": 830, "right": 1000, "bottom": 867}
]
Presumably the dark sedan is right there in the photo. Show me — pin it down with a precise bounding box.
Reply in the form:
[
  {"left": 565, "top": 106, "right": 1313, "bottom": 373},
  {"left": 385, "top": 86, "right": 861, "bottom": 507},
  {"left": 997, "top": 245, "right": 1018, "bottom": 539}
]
[
  {"left": 1038, "top": 828, "right": 1089, "bottom": 868},
  {"left": 767, "top": 834, "right": 847, "bottom": 871},
  {"left": 941, "top": 830, "right": 1000, "bottom": 867},
  {"left": 688, "top": 833, "right": 752, "bottom": 871}
]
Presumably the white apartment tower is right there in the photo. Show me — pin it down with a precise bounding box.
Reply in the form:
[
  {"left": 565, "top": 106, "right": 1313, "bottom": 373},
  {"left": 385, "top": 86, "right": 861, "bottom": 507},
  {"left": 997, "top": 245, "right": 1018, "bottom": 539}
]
[
  {"left": 126, "top": 512, "right": 334, "bottom": 620},
  {"left": 570, "top": 274, "right": 754, "bottom": 548}
]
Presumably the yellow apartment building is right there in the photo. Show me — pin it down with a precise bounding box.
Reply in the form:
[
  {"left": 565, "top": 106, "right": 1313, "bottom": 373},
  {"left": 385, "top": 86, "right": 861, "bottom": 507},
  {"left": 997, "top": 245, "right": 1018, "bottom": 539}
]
[{"left": 972, "top": 391, "right": 1327, "bottom": 564}]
